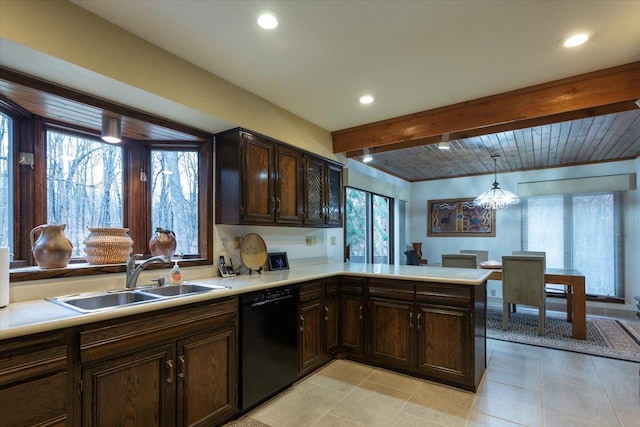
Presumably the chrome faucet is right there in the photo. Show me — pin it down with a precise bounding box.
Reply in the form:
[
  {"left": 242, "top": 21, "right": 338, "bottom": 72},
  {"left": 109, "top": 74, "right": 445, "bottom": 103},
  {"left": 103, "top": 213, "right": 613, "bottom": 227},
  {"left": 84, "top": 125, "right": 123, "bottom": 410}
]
[{"left": 125, "top": 254, "right": 170, "bottom": 289}]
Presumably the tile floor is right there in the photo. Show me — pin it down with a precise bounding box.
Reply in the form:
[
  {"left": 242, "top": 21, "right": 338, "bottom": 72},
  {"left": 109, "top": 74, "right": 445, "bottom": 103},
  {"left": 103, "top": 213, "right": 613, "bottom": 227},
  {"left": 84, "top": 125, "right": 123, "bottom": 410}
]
[{"left": 246, "top": 339, "right": 640, "bottom": 426}]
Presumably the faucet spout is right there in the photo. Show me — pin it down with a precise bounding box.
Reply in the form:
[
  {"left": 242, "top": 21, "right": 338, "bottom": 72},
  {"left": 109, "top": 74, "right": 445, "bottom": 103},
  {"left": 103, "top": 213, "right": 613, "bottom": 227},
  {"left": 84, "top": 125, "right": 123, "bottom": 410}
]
[{"left": 125, "top": 254, "right": 170, "bottom": 289}]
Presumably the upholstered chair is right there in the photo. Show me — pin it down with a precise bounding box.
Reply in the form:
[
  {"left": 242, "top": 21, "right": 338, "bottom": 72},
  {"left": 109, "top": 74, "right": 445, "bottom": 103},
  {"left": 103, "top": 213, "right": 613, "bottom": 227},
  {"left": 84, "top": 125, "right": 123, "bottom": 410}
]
[
  {"left": 460, "top": 250, "right": 489, "bottom": 264},
  {"left": 441, "top": 253, "right": 477, "bottom": 269},
  {"left": 501, "top": 255, "right": 546, "bottom": 335},
  {"left": 512, "top": 251, "right": 546, "bottom": 268}
]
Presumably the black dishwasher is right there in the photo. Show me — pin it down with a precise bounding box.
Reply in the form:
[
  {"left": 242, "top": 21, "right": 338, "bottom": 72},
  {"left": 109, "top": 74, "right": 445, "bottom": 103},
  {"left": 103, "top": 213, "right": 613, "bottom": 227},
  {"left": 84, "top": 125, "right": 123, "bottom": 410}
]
[{"left": 240, "top": 285, "right": 298, "bottom": 410}]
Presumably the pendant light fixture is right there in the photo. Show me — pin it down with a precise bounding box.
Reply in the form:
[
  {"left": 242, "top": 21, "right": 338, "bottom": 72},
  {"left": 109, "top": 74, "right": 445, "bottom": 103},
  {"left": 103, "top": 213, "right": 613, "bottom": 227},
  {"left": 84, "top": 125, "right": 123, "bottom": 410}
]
[
  {"left": 473, "top": 154, "right": 520, "bottom": 209},
  {"left": 101, "top": 116, "right": 122, "bottom": 144}
]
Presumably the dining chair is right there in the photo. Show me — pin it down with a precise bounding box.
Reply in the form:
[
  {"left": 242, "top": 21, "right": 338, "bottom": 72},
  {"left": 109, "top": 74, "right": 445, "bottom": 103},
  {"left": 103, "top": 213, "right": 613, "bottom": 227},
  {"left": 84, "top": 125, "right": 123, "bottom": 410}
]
[
  {"left": 441, "top": 253, "right": 477, "bottom": 269},
  {"left": 501, "top": 255, "right": 546, "bottom": 335},
  {"left": 460, "top": 250, "right": 489, "bottom": 264},
  {"left": 512, "top": 251, "right": 546, "bottom": 268}
]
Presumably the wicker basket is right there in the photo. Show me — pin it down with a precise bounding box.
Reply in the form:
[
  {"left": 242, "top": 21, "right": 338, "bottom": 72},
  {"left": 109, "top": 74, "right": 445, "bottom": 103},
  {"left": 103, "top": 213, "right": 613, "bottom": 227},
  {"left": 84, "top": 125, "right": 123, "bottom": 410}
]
[{"left": 83, "top": 227, "right": 133, "bottom": 265}]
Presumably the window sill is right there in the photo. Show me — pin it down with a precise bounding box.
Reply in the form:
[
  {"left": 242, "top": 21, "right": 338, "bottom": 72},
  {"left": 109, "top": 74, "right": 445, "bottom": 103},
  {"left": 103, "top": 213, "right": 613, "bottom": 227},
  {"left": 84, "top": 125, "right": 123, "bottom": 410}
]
[{"left": 9, "top": 258, "right": 212, "bottom": 283}]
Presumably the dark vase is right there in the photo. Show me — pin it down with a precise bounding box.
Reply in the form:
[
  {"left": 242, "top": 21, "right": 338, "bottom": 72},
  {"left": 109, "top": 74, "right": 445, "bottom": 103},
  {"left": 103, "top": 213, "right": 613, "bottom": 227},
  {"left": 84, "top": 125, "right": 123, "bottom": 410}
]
[{"left": 149, "top": 228, "right": 177, "bottom": 259}]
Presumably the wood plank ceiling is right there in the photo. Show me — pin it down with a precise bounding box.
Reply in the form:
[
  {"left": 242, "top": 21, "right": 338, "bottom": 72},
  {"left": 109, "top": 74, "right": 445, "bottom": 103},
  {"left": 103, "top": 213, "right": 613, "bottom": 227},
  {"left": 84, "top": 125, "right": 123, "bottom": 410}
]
[
  {"left": 0, "top": 68, "right": 208, "bottom": 142},
  {"left": 334, "top": 62, "right": 640, "bottom": 182},
  {"left": 360, "top": 109, "right": 640, "bottom": 182}
]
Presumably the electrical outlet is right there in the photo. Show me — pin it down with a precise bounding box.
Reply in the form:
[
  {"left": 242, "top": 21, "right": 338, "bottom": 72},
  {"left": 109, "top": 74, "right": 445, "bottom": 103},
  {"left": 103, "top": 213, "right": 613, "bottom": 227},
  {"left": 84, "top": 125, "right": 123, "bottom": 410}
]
[
  {"left": 330, "top": 236, "right": 336, "bottom": 246},
  {"left": 491, "top": 289, "right": 496, "bottom": 296},
  {"left": 305, "top": 236, "right": 313, "bottom": 246}
]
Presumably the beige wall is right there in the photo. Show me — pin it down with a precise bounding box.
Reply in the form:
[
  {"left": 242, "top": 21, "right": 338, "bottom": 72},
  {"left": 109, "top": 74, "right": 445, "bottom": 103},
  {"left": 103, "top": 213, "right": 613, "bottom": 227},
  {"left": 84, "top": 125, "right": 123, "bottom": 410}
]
[{"left": 0, "top": 0, "right": 337, "bottom": 160}]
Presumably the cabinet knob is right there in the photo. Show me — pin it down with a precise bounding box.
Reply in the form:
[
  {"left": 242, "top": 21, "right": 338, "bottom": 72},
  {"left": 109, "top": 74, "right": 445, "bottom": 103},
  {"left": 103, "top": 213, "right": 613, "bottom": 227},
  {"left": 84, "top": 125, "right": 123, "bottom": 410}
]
[
  {"left": 417, "top": 313, "right": 422, "bottom": 329},
  {"left": 300, "top": 315, "right": 304, "bottom": 332},
  {"left": 358, "top": 305, "right": 363, "bottom": 320},
  {"left": 409, "top": 312, "right": 414, "bottom": 328},
  {"left": 324, "top": 305, "right": 329, "bottom": 321}
]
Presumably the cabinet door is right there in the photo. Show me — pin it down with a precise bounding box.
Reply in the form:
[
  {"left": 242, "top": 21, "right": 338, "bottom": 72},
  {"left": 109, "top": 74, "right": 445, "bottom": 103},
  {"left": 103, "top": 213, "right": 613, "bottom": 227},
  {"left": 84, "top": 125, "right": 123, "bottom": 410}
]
[
  {"left": 326, "top": 163, "right": 343, "bottom": 226},
  {"left": 275, "top": 145, "right": 304, "bottom": 224},
  {"left": 341, "top": 293, "right": 365, "bottom": 358},
  {"left": 369, "top": 298, "right": 414, "bottom": 369},
  {"left": 82, "top": 344, "right": 174, "bottom": 427},
  {"left": 304, "top": 156, "right": 326, "bottom": 225},
  {"left": 324, "top": 282, "right": 340, "bottom": 357},
  {"left": 242, "top": 133, "right": 275, "bottom": 223},
  {"left": 416, "top": 304, "right": 472, "bottom": 385},
  {"left": 176, "top": 327, "right": 237, "bottom": 427},
  {"left": 299, "top": 301, "right": 323, "bottom": 373}
]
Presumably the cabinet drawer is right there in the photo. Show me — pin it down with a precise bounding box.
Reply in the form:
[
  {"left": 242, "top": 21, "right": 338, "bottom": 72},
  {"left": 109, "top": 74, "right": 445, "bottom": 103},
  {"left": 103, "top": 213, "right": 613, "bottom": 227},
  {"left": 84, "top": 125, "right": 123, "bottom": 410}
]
[
  {"left": 299, "top": 281, "right": 323, "bottom": 303},
  {"left": 80, "top": 298, "right": 237, "bottom": 362},
  {"left": 416, "top": 283, "right": 472, "bottom": 306},
  {"left": 368, "top": 279, "right": 414, "bottom": 301},
  {"left": 0, "top": 331, "right": 67, "bottom": 386},
  {"left": 340, "top": 277, "right": 365, "bottom": 295}
]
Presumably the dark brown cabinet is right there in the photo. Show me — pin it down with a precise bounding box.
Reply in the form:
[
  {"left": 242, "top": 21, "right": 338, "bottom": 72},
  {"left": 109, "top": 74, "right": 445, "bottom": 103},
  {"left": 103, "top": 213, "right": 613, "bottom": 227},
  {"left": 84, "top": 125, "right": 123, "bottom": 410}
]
[
  {"left": 0, "top": 331, "right": 68, "bottom": 427},
  {"left": 298, "top": 279, "right": 339, "bottom": 376},
  {"left": 303, "top": 155, "right": 343, "bottom": 226},
  {"left": 368, "top": 280, "right": 415, "bottom": 370},
  {"left": 364, "top": 279, "right": 485, "bottom": 391},
  {"left": 215, "top": 128, "right": 342, "bottom": 227},
  {"left": 79, "top": 299, "right": 238, "bottom": 427},
  {"left": 340, "top": 278, "right": 366, "bottom": 359}
]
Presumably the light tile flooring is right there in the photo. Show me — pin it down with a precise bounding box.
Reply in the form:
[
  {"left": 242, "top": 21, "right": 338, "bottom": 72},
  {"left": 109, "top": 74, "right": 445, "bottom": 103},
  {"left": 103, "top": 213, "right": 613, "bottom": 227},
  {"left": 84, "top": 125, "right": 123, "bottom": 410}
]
[{"left": 246, "top": 339, "right": 640, "bottom": 427}]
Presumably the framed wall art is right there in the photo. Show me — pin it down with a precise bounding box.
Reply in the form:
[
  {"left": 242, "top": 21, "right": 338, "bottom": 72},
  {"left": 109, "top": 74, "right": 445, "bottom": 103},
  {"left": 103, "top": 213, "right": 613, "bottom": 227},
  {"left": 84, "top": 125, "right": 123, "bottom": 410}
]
[{"left": 427, "top": 198, "right": 495, "bottom": 237}]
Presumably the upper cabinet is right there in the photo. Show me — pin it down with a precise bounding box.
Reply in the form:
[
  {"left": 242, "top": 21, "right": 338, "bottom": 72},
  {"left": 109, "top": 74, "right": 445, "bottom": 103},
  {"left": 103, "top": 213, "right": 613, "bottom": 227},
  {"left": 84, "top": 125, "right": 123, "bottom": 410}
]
[{"left": 215, "top": 128, "right": 343, "bottom": 228}]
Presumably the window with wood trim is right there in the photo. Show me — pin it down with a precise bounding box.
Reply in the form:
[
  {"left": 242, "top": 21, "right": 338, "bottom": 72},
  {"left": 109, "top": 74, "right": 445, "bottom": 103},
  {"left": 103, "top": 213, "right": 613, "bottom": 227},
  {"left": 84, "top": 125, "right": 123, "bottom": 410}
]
[
  {"left": 1, "top": 89, "right": 213, "bottom": 280},
  {"left": 522, "top": 192, "right": 625, "bottom": 300}
]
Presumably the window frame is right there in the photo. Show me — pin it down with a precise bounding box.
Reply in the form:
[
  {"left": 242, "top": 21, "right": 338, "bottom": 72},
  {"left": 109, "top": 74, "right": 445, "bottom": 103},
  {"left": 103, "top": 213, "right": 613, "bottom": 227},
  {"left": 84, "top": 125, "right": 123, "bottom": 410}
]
[
  {"left": 522, "top": 191, "right": 625, "bottom": 302},
  {"left": 344, "top": 186, "right": 395, "bottom": 265},
  {"left": 2, "top": 93, "right": 213, "bottom": 282}
]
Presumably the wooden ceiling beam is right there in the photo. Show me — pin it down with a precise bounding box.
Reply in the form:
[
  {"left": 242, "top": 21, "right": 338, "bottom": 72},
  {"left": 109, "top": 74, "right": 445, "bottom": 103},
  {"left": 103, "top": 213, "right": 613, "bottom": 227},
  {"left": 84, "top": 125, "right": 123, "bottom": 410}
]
[
  {"left": 334, "top": 61, "right": 640, "bottom": 155},
  {"left": 344, "top": 100, "right": 637, "bottom": 158}
]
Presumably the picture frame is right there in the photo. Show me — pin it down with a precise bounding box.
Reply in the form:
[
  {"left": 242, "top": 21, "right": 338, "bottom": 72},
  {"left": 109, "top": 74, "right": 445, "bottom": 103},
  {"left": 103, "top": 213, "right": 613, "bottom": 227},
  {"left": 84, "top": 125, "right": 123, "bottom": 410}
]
[
  {"left": 268, "top": 252, "right": 289, "bottom": 271},
  {"left": 427, "top": 198, "right": 496, "bottom": 237}
]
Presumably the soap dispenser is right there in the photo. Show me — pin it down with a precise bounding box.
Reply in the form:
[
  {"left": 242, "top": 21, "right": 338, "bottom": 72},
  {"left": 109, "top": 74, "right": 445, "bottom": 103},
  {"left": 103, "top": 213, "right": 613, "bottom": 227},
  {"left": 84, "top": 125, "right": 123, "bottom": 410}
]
[{"left": 170, "top": 260, "right": 182, "bottom": 285}]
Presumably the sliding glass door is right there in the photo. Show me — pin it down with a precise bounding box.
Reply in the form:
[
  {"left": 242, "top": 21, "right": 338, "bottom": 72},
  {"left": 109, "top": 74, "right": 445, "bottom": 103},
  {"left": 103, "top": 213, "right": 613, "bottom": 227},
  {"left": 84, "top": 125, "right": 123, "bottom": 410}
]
[{"left": 345, "top": 187, "right": 393, "bottom": 264}]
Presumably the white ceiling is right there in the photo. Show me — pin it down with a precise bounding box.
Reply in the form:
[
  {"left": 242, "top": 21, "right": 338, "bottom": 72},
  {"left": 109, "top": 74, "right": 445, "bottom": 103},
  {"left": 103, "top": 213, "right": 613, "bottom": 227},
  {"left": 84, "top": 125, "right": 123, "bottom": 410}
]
[{"left": 70, "top": 0, "right": 640, "bottom": 133}]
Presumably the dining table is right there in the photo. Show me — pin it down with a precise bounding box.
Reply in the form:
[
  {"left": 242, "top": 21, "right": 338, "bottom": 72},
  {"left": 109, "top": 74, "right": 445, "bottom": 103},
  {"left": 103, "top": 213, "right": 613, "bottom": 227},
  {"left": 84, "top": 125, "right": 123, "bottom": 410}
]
[{"left": 480, "top": 261, "right": 586, "bottom": 340}]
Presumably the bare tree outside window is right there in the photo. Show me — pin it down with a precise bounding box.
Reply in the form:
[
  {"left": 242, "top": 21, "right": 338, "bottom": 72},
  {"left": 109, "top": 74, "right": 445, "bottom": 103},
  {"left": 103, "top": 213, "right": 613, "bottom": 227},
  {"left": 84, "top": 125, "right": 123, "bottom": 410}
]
[
  {"left": 0, "top": 113, "right": 12, "bottom": 249},
  {"left": 47, "top": 130, "right": 123, "bottom": 257},
  {"left": 151, "top": 150, "right": 199, "bottom": 256}
]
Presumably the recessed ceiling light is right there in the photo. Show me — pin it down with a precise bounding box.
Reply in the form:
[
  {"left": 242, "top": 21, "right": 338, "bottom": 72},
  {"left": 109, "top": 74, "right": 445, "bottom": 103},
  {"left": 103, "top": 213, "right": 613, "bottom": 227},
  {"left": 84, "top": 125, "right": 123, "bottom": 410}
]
[
  {"left": 562, "top": 33, "right": 590, "bottom": 48},
  {"left": 359, "top": 95, "right": 375, "bottom": 105},
  {"left": 258, "top": 12, "right": 278, "bottom": 30}
]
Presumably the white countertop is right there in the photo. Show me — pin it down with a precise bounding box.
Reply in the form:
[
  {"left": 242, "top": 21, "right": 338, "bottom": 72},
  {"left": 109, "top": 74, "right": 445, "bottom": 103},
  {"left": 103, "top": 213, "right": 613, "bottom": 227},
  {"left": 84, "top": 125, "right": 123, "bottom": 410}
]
[{"left": 0, "top": 263, "right": 491, "bottom": 340}]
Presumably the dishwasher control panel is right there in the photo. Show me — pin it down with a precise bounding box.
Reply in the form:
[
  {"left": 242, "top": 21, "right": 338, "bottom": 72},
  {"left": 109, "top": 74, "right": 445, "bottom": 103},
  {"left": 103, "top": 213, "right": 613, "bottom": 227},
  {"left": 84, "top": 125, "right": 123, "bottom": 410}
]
[{"left": 242, "top": 286, "right": 296, "bottom": 305}]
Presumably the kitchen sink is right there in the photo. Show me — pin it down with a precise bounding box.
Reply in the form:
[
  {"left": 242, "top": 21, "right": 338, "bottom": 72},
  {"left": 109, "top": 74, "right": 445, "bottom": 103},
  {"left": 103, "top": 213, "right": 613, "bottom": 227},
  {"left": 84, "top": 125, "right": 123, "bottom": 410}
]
[
  {"left": 47, "top": 282, "right": 231, "bottom": 314},
  {"left": 138, "top": 283, "right": 229, "bottom": 297},
  {"left": 48, "top": 290, "right": 162, "bottom": 313}
]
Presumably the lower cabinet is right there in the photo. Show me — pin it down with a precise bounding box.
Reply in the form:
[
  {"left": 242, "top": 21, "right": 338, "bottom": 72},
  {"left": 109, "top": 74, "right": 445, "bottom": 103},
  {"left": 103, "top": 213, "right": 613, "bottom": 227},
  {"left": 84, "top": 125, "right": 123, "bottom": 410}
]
[
  {"left": 339, "top": 277, "right": 366, "bottom": 359},
  {"left": 298, "top": 279, "right": 339, "bottom": 375},
  {"left": 0, "top": 331, "right": 68, "bottom": 427},
  {"left": 365, "top": 279, "right": 484, "bottom": 391},
  {"left": 78, "top": 298, "right": 238, "bottom": 427},
  {"left": 416, "top": 304, "right": 471, "bottom": 385}
]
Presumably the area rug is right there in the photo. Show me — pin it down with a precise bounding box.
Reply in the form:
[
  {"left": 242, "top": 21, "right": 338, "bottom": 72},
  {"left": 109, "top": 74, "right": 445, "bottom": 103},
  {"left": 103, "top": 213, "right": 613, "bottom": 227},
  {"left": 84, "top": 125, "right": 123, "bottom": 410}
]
[{"left": 486, "top": 307, "right": 640, "bottom": 362}]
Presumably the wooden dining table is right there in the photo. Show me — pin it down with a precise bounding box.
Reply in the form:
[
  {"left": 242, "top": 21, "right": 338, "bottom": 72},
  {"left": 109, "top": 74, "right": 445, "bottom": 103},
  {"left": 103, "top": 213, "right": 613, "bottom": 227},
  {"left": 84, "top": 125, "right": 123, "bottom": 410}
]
[{"left": 484, "top": 266, "right": 586, "bottom": 340}]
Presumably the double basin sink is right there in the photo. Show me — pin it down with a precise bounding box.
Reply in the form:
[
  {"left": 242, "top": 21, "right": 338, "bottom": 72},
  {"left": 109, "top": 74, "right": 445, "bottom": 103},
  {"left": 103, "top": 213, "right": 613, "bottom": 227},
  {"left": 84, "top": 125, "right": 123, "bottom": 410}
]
[{"left": 48, "top": 282, "right": 231, "bottom": 314}]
